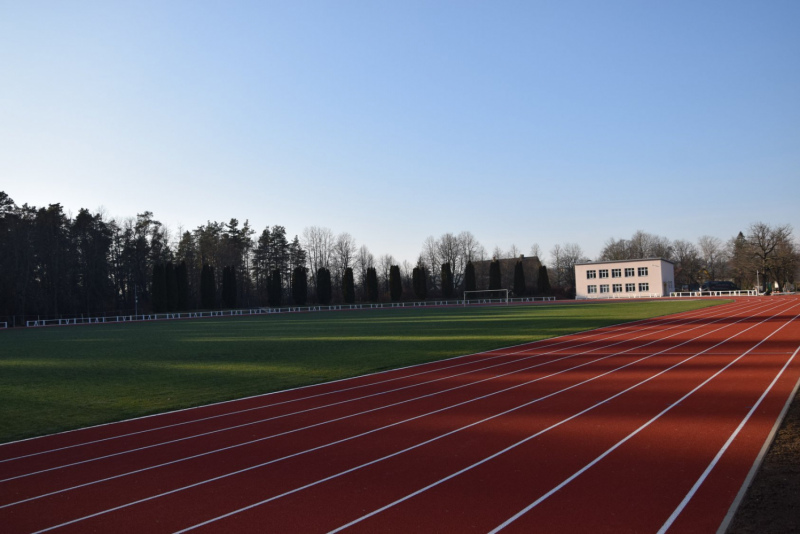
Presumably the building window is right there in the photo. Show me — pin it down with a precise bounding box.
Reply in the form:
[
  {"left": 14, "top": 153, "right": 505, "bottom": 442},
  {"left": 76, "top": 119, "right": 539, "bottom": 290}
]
[
  {"left": 613, "top": 284, "right": 622, "bottom": 293},
  {"left": 626, "top": 283, "right": 636, "bottom": 292},
  {"left": 639, "top": 283, "right": 650, "bottom": 292},
  {"left": 612, "top": 269, "right": 622, "bottom": 278},
  {"left": 638, "top": 267, "right": 649, "bottom": 276},
  {"left": 587, "top": 270, "right": 596, "bottom": 279},
  {"left": 625, "top": 268, "right": 635, "bottom": 277},
  {"left": 588, "top": 285, "right": 597, "bottom": 294},
  {"left": 599, "top": 269, "right": 609, "bottom": 279},
  {"left": 600, "top": 284, "right": 610, "bottom": 293}
]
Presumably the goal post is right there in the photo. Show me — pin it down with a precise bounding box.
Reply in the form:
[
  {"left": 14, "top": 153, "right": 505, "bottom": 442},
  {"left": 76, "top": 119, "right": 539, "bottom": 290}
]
[{"left": 463, "top": 289, "right": 509, "bottom": 305}]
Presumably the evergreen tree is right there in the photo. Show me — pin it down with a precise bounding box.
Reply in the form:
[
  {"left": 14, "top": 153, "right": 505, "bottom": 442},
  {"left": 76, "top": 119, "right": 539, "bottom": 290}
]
[
  {"left": 200, "top": 264, "right": 216, "bottom": 309},
  {"left": 151, "top": 263, "right": 166, "bottom": 312},
  {"left": 441, "top": 262, "right": 454, "bottom": 299},
  {"left": 175, "top": 261, "right": 189, "bottom": 310},
  {"left": 166, "top": 262, "right": 178, "bottom": 311},
  {"left": 412, "top": 266, "right": 427, "bottom": 300},
  {"left": 317, "top": 267, "right": 332, "bottom": 305},
  {"left": 489, "top": 258, "right": 502, "bottom": 290},
  {"left": 514, "top": 260, "right": 526, "bottom": 297},
  {"left": 342, "top": 267, "right": 356, "bottom": 304},
  {"left": 268, "top": 268, "right": 282, "bottom": 307},
  {"left": 389, "top": 265, "right": 403, "bottom": 301},
  {"left": 464, "top": 261, "right": 476, "bottom": 293},
  {"left": 292, "top": 266, "right": 308, "bottom": 306},
  {"left": 366, "top": 266, "right": 379, "bottom": 302},
  {"left": 222, "top": 266, "right": 237, "bottom": 308},
  {"left": 538, "top": 265, "right": 551, "bottom": 295}
]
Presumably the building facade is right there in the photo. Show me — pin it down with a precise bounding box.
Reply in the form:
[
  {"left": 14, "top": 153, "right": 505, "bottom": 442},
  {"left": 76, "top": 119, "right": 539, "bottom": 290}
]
[{"left": 574, "top": 258, "right": 675, "bottom": 299}]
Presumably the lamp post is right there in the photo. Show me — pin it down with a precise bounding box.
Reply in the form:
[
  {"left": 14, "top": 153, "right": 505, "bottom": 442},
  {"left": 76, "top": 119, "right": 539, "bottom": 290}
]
[{"left": 756, "top": 270, "right": 760, "bottom": 293}]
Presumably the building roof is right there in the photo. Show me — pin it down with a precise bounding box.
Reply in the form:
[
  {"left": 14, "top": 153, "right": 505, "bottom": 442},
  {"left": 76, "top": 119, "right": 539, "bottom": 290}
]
[{"left": 575, "top": 257, "right": 674, "bottom": 266}]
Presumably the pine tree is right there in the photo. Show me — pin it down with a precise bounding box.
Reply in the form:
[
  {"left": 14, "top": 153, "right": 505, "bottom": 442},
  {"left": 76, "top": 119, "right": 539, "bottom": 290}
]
[
  {"left": 412, "top": 266, "right": 427, "bottom": 300},
  {"left": 151, "top": 263, "right": 166, "bottom": 313},
  {"left": 441, "top": 262, "right": 454, "bottom": 299},
  {"left": 268, "top": 268, "right": 282, "bottom": 307},
  {"left": 464, "top": 261, "right": 476, "bottom": 293},
  {"left": 166, "top": 262, "right": 178, "bottom": 311},
  {"left": 292, "top": 266, "right": 307, "bottom": 305},
  {"left": 389, "top": 265, "right": 402, "bottom": 302},
  {"left": 175, "top": 261, "right": 189, "bottom": 310},
  {"left": 489, "top": 258, "right": 502, "bottom": 290},
  {"left": 317, "top": 267, "right": 332, "bottom": 305},
  {"left": 200, "top": 264, "right": 216, "bottom": 309},
  {"left": 538, "top": 265, "right": 551, "bottom": 295},
  {"left": 342, "top": 267, "right": 356, "bottom": 304},
  {"left": 222, "top": 266, "right": 237, "bottom": 308},
  {"left": 514, "top": 259, "right": 526, "bottom": 297},
  {"left": 366, "top": 266, "right": 379, "bottom": 302}
]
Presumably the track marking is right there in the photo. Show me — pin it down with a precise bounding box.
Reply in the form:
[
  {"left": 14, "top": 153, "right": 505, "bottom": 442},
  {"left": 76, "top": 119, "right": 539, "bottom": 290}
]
[
  {"left": 325, "top": 302, "right": 798, "bottom": 533},
  {"left": 489, "top": 309, "right": 800, "bottom": 533},
  {"left": 658, "top": 342, "right": 800, "bottom": 533}
]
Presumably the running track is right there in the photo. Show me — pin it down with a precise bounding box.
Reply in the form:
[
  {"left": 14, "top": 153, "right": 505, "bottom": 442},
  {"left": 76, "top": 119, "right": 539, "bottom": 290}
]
[{"left": 2, "top": 297, "right": 799, "bottom": 533}]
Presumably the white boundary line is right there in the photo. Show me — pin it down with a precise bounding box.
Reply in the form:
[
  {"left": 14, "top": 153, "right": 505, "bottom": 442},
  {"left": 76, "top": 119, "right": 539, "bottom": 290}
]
[
  {"left": 658, "top": 343, "right": 800, "bottom": 533},
  {"left": 0, "top": 300, "right": 731, "bottom": 449}
]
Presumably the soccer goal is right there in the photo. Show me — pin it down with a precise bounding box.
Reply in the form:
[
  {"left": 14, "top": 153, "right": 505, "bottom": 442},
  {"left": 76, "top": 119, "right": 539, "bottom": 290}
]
[{"left": 463, "top": 289, "right": 509, "bottom": 306}]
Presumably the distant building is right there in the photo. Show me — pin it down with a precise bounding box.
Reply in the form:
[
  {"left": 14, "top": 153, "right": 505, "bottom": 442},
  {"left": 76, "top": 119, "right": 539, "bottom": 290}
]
[
  {"left": 574, "top": 258, "right": 675, "bottom": 299},
  {"left": 471, "top": 255, "right": 542, "bottom": 294}
]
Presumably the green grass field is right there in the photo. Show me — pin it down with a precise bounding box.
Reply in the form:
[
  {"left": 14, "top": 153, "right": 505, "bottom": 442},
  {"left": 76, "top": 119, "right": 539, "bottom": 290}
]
[{"left": 0, "top": 300, "right": 721, "bottom": 444}]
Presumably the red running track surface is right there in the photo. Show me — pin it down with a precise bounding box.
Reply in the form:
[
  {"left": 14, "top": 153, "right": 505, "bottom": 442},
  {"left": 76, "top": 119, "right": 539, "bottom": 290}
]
[{"left": 1, "top": 297, "right": 799, "bottom": 533}]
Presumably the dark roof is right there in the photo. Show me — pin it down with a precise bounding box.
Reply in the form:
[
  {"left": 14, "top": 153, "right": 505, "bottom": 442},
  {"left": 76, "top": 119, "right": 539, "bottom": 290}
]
[{"left": 575, "top": 258, "right": 674, "bottom": 266}]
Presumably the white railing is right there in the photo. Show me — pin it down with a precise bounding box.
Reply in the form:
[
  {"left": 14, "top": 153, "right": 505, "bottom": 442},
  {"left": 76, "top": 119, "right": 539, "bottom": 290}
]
[
  {"left": 669, "top": 290, "right": 759, "bottom": 298},
  {"left": 22, "top": 296, "right": 558, "bottom": 328},
  {"left": 577, "top": 293, "right": 661, "bottom": 300}
]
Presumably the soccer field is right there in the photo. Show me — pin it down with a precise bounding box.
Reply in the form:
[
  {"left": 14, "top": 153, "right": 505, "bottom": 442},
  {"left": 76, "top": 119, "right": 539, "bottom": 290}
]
[{"left": 0, "top": 300, "right": 720, "bottom": 444}]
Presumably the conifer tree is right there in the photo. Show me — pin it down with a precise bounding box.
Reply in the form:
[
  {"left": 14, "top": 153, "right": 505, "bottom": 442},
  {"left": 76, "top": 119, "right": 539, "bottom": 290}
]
[
  {"left": 489, "top": 258, "right": 502, "bottom": 290},
  {"left": 389, "top": 265, "right": 402, "bottom": 302},
  {"left": 412, "top": 265, "right": 427, "bottom": 300},
  {"left": 269, "top": 268, "right": 282, "bottom": 307},
  {"left": 441, "top": 262, "right": 454, "bottom": 299},
  {"left": 151, "top": 263, "right": 166, "bottom": 313},
  {"left": 166, "top": 262, "right": 178, "bottom": 311},
  {"left": 175, "top": 261, "right": 189, "bottom": 310},
  {"left": 342, "top": 267, "right": 356, "bottom": 304},
  {"left": 317, "top": 267, "right": 332, "bottom": 305},
  {"left": 366, "top": 266, "right": 379, "bottom": 302},
  {"left": 200, "top": 264, "right": 216, "bottom": 309},
  {"left": 464, "top": 261, "right": 476, "bottom": 293},
  {"left": 514, "top": 259, "right": 526, "bottom": 297},
  {"left": 292, "top": 266, "right": 307, "bottom": 305},
  {"left": 222, "top": 266, "right": 237, "bottom": 308},
  {"left": 538, "top": 265, "right": 551, "bottom": 295}
]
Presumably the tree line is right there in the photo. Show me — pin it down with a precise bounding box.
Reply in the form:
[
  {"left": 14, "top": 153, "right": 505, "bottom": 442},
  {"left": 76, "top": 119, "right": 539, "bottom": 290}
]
[{"left": 0, "top": 193, "right": 552, "bottom": 324}]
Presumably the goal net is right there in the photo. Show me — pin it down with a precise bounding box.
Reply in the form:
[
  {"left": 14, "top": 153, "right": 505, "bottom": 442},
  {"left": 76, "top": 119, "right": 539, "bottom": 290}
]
[{"left": 463, "top": 289, "right": 509, "bottom": 305}]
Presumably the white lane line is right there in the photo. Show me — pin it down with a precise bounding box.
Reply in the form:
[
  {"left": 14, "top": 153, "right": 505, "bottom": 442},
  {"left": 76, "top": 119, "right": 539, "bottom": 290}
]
[
  {"left": 328, "top": 302, "right": 798, "bottom": 534},
  {"left": 658, "top": 342, "right": 800, "bottom": 533},
  {"left": 3, "top": 299, "right": 738, "bottom": 505},
  {"left": 2, "top": 303, "right": 713, "bottom": 461},
  {"left": 4, "top": 301, "right": 734, "bottom": 482},
  {"left": 28, "top": 303, "right": 764, "bottom": 532},
  {"left": 489, "top": 309, "right": 800, "bottom": 534}
]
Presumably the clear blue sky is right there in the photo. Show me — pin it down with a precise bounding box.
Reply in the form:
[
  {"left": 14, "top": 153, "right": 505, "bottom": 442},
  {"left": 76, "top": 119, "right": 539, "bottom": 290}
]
[{"left": 2, "top": 1, "right": 798, "bottom": 264}]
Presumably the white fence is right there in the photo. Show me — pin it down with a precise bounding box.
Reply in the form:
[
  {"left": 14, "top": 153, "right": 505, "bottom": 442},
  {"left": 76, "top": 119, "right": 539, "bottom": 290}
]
[
  {"left": 21, "top": 296, "right": 557, "bottom": 328},
  {"left": 669, "top": 290, "right": 759, "bottom": 298}
]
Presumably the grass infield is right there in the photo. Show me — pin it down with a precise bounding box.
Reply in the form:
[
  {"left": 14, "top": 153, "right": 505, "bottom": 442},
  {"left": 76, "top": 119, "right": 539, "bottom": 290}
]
[{"left": 0, "top": 300, "right": 721, "bottom": 444}]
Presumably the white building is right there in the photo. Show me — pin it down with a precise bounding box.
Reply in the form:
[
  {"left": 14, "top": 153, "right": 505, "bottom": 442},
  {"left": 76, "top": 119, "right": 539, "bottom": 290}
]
[{"left": 574, "top": 258, "right": 675, "bottom": 299}]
